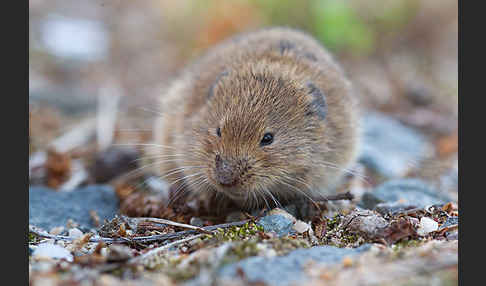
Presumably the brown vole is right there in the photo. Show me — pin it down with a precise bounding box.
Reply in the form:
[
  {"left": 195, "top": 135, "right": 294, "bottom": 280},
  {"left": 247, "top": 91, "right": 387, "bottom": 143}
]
[{"left": 152, "top": 27, "right": 360, "bottom": 209}]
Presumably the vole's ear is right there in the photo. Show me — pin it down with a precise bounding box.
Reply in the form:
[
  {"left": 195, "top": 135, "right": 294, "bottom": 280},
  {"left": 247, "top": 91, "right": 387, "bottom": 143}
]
[
  {"left": 306, "top": 82, "right": 327, "bottom": 120},
  {"left": 208, "top": 70, "right": 229, "bottom": 99}
]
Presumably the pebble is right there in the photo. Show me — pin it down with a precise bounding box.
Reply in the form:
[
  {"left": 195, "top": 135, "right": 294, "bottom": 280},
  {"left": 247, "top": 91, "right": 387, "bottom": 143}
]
[
  {"left": 257, "top": 209, "right": 296, "bottom": 237},
  {"left": 343, "top": 210, "right": 389, "bottom": 239},
  {"left": 417, "top": 217, "right": 439, "bottom": 236},
  {"left": 292, "top": 220, "right": 311, "bottom": 234},
  {"left": 107, "top": 245, "right": 133, "bottom": 262},
  {"left": 32, "top": 243, "right": 73, "bottom": 262},
  {"left": 190, "top": 217, "right": 204, "bottom": 227},
  {"left": 68, "top": 228, "right": 83, "bottom": 238}
]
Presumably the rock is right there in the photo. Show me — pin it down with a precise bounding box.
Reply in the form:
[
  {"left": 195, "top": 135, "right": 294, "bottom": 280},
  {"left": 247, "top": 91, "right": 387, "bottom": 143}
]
[
  {"left": 68, "top": 228, "right": 83, "bottom": 238},
  {"left": 373, "top": 202, "right": 418, "bottom": 216},
  {"left": 29, "top": 185, "right": 119, "bottom": 231},
  {"left": 90, "top": 146, "right": 140, "bottom": 183},
  {"left": 359, "top": 113, "right": 431, "bottom": 178},
  {"left": 359, "top": 179, "right": 451, "bottom": 211},
  {"left": 257, "top": 209, "right": 296, "bottom": 237},
  {"left": 292, "top": 220, "right": 311, "bottom": 234},
  {"left": 106, "top": 245, "right": 134, "bottom": 262},
  {"left": 342, "top": 210, "right": 389, "bottom": 239},
  {"left": 190, "top": 217, "right": 204, "bottom": 227},
  {"left": 32, "top": 243, "right": 73, "bottom": 262},
  {"left": 218, "top": 245, "right": 371, "bottom": 286},
  {"left": 417, "top": 217, "right": 439, "bottom": 236}
]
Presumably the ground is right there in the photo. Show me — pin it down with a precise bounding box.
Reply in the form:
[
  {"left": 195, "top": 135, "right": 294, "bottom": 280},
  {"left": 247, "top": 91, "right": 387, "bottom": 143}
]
[{"left": 29, "top": 1, "right": 458, "bottom": 285}]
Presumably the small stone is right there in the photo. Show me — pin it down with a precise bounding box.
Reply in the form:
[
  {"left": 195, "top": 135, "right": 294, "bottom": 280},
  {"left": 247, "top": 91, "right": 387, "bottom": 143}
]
[
  {"left": 267, "top": 208, "right": 297, "bottom": 223},
  {"left": 292, "top": 220, "right": 311, "bottom": 234},
  {"left": 343, "top": 210, "right": 389, "bottom": 239},
  {"left": 342, "top": 256, "right": 353, "bottom": 267},
  {"left": 190, "top": 217, "right": 204, "bottom": 227},
  {"left": 68, "top": 228, "right": 83, "bottom": 238},
  {"left": 107, "top": 244, "right": 133, "bottom": 262},
  {"left": 32, "top": 243, "right": 73, "bottom": 262},
  {"left": 417, "top": 217, "right": 438, "bottom": 236},
  {"left": 257, "top": 209, "right": 296, "bottom": 237}
]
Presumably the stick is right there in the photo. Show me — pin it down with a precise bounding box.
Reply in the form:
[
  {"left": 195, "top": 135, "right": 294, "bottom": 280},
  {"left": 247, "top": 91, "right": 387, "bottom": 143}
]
[
  {"left": 128, "top": 234, "right": 203, "bottom": 265},
  {"left": 316, "top": 191, "right": 354, "bottom": 202},
  {"left": 129, "top": 217, "right": 212, "bottom": 234},
  {"left": 29, "top": 219, "right": 251, "bottom": 244}
]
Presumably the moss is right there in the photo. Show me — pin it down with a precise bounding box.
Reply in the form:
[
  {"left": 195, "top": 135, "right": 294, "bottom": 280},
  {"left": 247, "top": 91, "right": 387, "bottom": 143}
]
[
  {"left": 269, "top": 237, "right": 311, "bottom": 255},
  {"left": 326, "top": 214, "right": 341, "bottom": 231},
  {"left": 393, "top": 239, "right": 424, "bottom": 252},
  {"left": 28, "top": 232, "right": 41, "bottom": 244},
  {"left": 222, "top": 239, "right": 261, "bottom": 264},
  {"left": 212, "top": 222, "right": 264, "bottom": 242}
]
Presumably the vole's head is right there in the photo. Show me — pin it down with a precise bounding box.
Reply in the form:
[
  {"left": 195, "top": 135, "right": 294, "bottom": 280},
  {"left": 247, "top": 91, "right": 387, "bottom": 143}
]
[{"left": 185, "top": 64, "right": 330, "bottom": 206}]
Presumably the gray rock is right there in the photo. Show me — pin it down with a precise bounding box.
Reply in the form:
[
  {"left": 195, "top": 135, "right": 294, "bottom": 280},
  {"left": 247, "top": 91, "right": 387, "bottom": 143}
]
[
  {"left": 359, "top": 179, "right": 451, "bottom": 211},
  {"left": 190, "top": 217, "right": 204, "bottom": 228},
  {"left": 218, "top": 245, "right": 370, "bottom": 286},
  {"left": 343, "top": 210, "right": 389, "bottom": 239},
  {"left": 29, "top": 185, "right": 119, "bottom": 231},
  {"left": 359, "top": 113, "right": 431, "bottom": 178},
  {"left": 257, "top": 214, "right": 294, "bottom": 237}
]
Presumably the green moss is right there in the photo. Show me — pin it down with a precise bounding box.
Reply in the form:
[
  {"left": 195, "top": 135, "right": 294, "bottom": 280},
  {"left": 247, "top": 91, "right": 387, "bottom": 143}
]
[
  {"left": 326, "top": 214, "right": 341, "bottom": 231},
  {"left": 28, "top": 232, "right": 40, "bottom": 244},
  {"left": 212, "top": 222, "right": 264, "bottom": 242},
  {"left": 393, "top": 239, "right": 424, "bottom": 251},
  {"left": 269, "top": 237, "right": 311, "bottom": 254}
]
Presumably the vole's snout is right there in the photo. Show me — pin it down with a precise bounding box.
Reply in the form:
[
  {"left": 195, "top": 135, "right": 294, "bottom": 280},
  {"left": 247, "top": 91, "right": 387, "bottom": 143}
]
[{"left": 214, "top": 155, "right": 239, "bottom": 187}]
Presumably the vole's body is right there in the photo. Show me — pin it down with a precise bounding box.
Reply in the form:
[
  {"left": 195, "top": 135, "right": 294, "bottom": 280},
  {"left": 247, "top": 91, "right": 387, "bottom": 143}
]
[{"left": 153, "top": 27, "right": 359, "bottom": 209}]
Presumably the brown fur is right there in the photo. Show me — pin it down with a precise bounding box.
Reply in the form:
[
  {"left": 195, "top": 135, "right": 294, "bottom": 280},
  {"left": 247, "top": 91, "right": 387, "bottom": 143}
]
[{"left": 152, "top": 27, "right": 360, "bottom": 209}]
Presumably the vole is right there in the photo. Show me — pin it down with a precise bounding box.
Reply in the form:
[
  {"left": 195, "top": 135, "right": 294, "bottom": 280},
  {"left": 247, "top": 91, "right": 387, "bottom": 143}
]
[{"left": 152, "top": 27, "right": 360, "bottom": 209}]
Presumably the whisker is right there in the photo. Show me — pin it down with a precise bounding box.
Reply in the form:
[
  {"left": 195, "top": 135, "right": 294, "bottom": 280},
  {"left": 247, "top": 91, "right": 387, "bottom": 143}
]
[{"left": 113, "top": 143, "right": 177, "bottom": 150}]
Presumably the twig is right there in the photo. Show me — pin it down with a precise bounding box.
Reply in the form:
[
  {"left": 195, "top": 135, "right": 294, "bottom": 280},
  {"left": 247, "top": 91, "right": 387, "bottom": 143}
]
[
  {"left": 129, "top": 217, "right": 212, "bottom": 234},
  {"left": 128, "top": 234, "right": 203, "bottom": 266},
  {"left": 29, "top": 219, "right": 251, "bottom": 244},
  {"left": 316, "top": 191, "right": 354, "bottom": 202}
]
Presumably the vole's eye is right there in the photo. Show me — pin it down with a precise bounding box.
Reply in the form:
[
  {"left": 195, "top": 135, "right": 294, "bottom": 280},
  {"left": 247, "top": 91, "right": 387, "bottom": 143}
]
[
  {"left": 216, "top": 127, "right": 221, "bottom": 137},
  {"left": 260, "top": 133, "right": 274, "bottom": 146}
]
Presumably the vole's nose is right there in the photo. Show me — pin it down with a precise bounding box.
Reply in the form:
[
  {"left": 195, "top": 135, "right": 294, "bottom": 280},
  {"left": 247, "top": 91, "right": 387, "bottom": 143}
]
[{"left": 215, "top": 155, "right": 238, "bottom": 187}]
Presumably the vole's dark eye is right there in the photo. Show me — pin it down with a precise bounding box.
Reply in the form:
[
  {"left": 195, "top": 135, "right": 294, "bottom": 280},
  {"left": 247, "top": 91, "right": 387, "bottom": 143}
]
[
  {"left": 216, "top": 127, "right": 221, "bottom": 137},
  {"left": 260, "top": 133, "right": 274, "bottom": 146}
]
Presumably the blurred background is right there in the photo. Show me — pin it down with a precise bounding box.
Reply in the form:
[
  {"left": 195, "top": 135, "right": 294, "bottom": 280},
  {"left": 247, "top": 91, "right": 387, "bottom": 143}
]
[{"left": 29, "top": 0, "right": 458, "bottom": 197}]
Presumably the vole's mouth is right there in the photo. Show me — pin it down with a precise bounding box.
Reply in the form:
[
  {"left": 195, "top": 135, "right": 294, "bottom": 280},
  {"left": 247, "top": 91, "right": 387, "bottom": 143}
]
[{"left": 208, "top": 171, "right": 249, "bottom": 199}]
